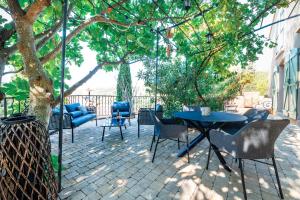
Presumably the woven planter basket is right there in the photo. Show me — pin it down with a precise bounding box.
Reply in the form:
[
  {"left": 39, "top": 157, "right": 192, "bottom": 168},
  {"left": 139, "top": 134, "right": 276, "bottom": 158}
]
[{"left": 0, "top": 116, "right": 57, "bottom": 200}]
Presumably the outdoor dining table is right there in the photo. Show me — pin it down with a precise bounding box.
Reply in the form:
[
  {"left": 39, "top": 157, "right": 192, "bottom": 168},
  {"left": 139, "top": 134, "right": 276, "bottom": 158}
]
[{"left": 174, "top": 111, "right": 247, "bottom": 172}]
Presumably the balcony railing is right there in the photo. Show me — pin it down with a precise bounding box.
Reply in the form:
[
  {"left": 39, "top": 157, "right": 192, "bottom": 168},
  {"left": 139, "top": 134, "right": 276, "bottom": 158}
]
[
  {"left": 0, "top": 95, "right": 156, "bottom": 118},
  {"left": 65, "top": 95, "right": 155, "bottom": 117}
]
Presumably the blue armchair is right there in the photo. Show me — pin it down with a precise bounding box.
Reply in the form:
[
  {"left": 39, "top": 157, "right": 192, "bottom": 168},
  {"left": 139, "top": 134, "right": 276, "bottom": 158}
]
[
  {"left": 48, "top": 103, "right": 96, "bottom": 142},
  {"left": 111, "top": 101, "right": 131, "bottom": 123}
]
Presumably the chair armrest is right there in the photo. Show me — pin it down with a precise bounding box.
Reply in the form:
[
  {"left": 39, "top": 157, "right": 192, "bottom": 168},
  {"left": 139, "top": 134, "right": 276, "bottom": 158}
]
[
  {"left": 48, "top": 112, "right": 72, "bottom": 130},
  {"left": 63, "top": 113, "right": 72, "bottom": 128}
]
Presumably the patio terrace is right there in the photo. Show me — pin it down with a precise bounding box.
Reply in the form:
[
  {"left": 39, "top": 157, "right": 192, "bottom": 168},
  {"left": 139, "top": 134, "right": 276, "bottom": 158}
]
[{"left": 51, "top": 118, "right": 300, "bottom": 200}]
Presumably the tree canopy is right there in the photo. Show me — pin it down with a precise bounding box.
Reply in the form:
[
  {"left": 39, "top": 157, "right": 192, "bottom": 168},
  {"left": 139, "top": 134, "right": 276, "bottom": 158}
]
[{"left": 0, "top": 0, "right": 293, "bottom": 122}]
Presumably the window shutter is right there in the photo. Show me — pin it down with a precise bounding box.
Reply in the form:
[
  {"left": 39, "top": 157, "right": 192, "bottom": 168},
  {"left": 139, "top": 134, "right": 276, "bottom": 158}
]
[{"left": 283, "top": 48, "right": 299, "bottom": 119}]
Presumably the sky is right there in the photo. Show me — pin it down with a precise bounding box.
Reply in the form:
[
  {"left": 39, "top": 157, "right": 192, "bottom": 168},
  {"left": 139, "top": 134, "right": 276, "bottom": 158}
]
[
  {"left": 66, "top": 43, "right": 145, "bottom": 95},
  {"left": 1, "top": 8, "right": 274, "bottom": 95}
]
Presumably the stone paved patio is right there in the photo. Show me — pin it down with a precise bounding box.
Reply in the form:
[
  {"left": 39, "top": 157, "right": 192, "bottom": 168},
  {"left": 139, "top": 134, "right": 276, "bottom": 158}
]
[{"left": 51, "top": 119, "right": 300, "bottom": 200}]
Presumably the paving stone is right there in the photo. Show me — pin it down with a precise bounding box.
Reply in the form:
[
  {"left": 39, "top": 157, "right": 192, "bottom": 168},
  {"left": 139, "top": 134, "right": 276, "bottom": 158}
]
[
  {"left": 66, "top": 190, "right": 86, "bottom": 200},
  {"left": 52, "top": 120, "right": 300, "bottom": 200},
  {"left": 83, "top": 191, "right": 102, "bottom": 200}
]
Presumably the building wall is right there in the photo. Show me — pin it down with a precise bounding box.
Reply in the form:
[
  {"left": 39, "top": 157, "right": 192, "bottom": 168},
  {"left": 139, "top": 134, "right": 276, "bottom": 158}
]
[{"left": 269, "top": 2, "right": 300, "bottom": 122}]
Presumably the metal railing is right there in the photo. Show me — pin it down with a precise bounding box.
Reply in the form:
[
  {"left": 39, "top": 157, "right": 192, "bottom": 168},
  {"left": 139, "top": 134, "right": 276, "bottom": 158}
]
[
  {"left": 0, "top": 95, "right": 156, "bottom": 118},
  {"left": 65, "top": 95, "right": 155, "bottom": 117}
]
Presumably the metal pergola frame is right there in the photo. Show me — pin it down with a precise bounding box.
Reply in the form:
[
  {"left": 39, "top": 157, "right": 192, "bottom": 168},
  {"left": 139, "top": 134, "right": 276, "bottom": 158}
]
[{"left": 57, "top": 0, "right": 300, "bottom": 192}]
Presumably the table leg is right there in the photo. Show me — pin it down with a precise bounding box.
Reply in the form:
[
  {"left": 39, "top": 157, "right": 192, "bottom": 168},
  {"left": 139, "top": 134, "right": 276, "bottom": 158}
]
[
  {"left": 177, "top": 133, "right": 205, "bottom": 157},
  {"left": 119, "top": 126, "right": 123, "bottom": 140},
  {"left": 102, "top": 127, "right": 105, "bottom": 141},
  {"left": 210, "top": 144, "right": 232, "bottom": 172},
  {"left": 206, "top": 129, "right": 231, "bottom": 172}
]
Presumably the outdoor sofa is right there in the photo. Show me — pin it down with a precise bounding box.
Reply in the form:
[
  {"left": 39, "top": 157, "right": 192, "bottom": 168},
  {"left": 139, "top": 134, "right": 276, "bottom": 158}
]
[{"left": 48, "top": 103, "right": 96, "bottom": 142}]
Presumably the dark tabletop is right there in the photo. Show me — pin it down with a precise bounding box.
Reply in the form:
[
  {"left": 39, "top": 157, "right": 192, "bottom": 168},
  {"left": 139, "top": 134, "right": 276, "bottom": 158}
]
[{"left": 174, "top": 111, "right": 247, "bottom": 123}]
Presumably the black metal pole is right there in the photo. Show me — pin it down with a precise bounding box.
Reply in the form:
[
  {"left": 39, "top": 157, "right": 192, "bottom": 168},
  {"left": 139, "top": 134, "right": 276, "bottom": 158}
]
[
  {"left": 154, "top": 28, "right": 159, "bottom": 114},
  {"left": 58, "top": 0, "right": 68, "bottom": 192}
]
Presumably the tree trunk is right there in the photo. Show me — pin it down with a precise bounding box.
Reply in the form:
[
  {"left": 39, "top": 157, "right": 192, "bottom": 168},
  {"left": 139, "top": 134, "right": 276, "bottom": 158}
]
[{"left": 15, "top": 18, "right": 54, "bottom": 125}]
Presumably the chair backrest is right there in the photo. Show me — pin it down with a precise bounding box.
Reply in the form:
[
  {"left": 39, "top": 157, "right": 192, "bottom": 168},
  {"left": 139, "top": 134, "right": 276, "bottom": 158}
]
[
  {"left": 182, "top": 105, "right": 201, "bottom": 112},
  {"left": 155, "top": 104, "right": 163, "bottom": 112},
  {"left": 256, "top": 109, "right": 270, "bottom": 120},
  {"left": 112, "top": 101, "right": 130, "bottom": 112},
  {"left": 243, "top": 108, "right": 269, "bottom": 123},
  {"left": 138, "top": 105, "right": 163, "bottom": 125},
  {"left": 235, "top": 119, "right": 289, "bottom": 159},
  {"left": 149, "top": 110, "right": 187, "bottom": 139}
]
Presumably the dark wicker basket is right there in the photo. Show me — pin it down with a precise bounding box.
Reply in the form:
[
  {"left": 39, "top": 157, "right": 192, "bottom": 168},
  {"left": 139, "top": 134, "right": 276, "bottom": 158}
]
[{"left": 0, "top": 116, "right": 57, "bottom": 200}]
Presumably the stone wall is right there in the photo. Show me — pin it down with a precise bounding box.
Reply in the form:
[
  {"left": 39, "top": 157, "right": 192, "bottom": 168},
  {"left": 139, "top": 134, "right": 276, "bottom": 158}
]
[{"left": 269, "top": 2, "right": 300, "bottom": 121}]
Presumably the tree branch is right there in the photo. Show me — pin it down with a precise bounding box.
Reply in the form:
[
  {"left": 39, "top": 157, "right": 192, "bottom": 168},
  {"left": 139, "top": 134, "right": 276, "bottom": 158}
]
[
  {"left": 248, "top": 0, "right": 292, "bottom": 27},
  {"left": 7, "top": 0, "right": 25, "bottom": 19},
  {"left": 3, "top": 67, "right": 24, "bottom": 75},
  {"left": 51, "top": 51, "right": 133, "bottom": 105},
  {"left": 194, "top": 80, "right": 206, "bottom": 104},
  {"left": 25, "top": 0, "right": 51, "bottom": 23},
  {"left": 36, "top": 3, "right": 74, "bottom": 50},
  {"left": 101, "top": 0, "right": 128, "bottom": 15},
  {"left": 0, "top": 5, "right": 11, "bottom": 15},
  {"left": 40, "top": 15, "right": 140, "bottom": 64}
]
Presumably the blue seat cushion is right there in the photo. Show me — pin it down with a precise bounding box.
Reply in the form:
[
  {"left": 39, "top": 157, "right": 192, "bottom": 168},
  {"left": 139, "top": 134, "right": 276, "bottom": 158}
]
[
  {"left": 112, "top": 101, "right": 130, "bottom": 112},
  {"left": 65, "top": 103, "right": 81, "bottom": 112},
  {"left": 72, "top": 114, "right": 96, "bottom": 127},
  {"left": 111, "top": 118, "right": 126, "bottom": 126},
  {"left": 69, "top": 111, "right": 83, "bottom": 118},
  {"left": 112, "top": 111, "right": 130, "bottom": 117}
]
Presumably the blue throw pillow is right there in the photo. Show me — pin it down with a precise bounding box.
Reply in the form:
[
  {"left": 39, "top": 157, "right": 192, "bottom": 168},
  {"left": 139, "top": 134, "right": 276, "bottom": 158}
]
[
  {"left": 78, "top": 106, "right": 88, "bottom": 115},
  {"left": 65, "top": 103, "right": 81, "bottom": 112}
]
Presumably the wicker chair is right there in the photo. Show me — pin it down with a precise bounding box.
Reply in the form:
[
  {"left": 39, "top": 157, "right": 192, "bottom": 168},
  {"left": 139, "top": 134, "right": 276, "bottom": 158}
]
[
  {"left": 207, "top": 119, "right": 289, "bottom": 200},
  {"left": 149, "top": 111, "right": 189, "bottom": 163},
  {"left": 137, "top": 104, "right": 163, "bottom": 138},
  {"left": 220, "top": 108, "right": 270, "bottom": 135}
]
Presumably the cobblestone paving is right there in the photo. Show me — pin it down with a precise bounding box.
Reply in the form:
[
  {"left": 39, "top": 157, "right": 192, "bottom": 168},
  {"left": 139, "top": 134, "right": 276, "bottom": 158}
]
[{"left": 50, "top": 119, "right": 300, "bottom": 200}]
